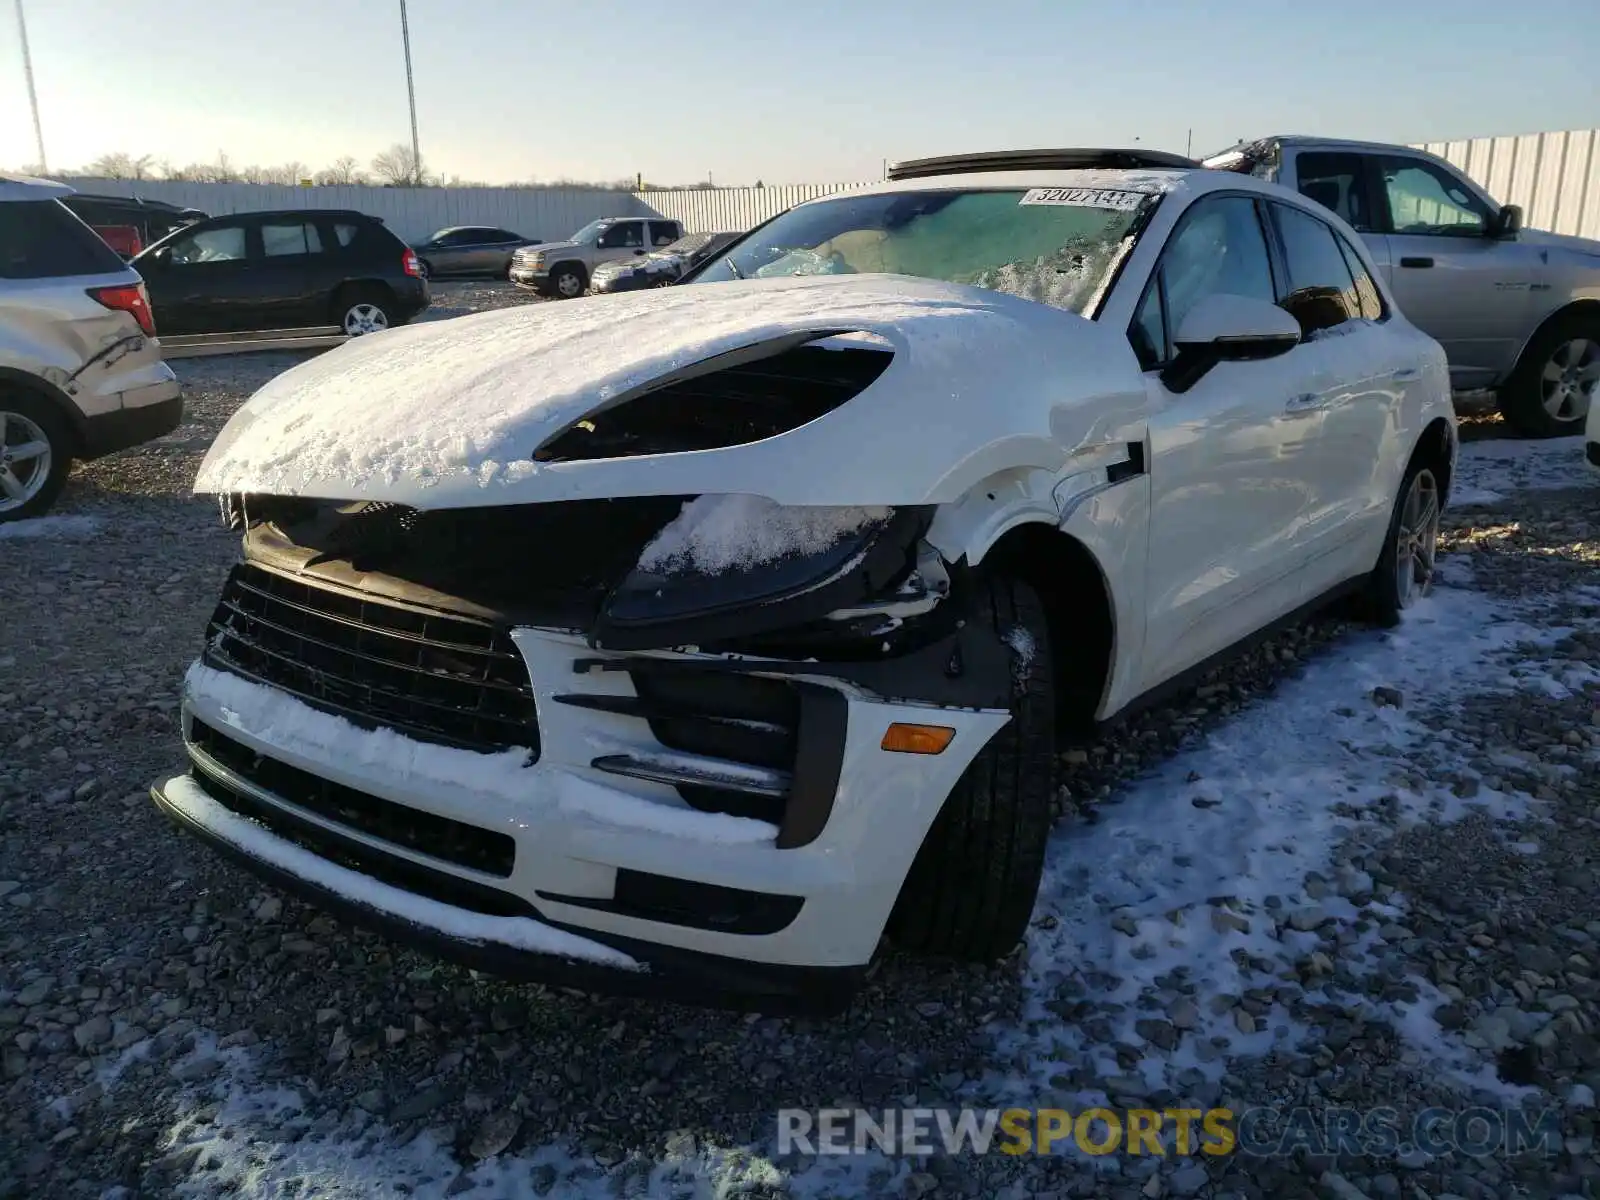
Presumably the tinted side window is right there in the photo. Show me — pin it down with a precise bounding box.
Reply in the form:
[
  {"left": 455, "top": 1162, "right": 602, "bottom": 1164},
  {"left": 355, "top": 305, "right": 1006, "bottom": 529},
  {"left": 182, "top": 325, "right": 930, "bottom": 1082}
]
[
  {"left": 649, "top": 221, "right": 680, "bottom": 246},
  {"left": 1272, "top": 203, "right": 1359, "bottom": 335},
  {"left": 0, "top": 200, "right": 127, "bottom": 279},
  {"left": 261, "top": 221, "right": 323, "bottom": 258},
  {"left": 1160, "top": 195, "right": 1277, "bottom": 344},
  {"left": 168, "top": 224, "right": 248, "bottom": 264},
  {"left": 597, "top": 222, "right": 644, "bottom": 249},
  {"left": 1334, "top": 232, "right": 1385, "bottom": 321},
  {"left": 1295, "top": 152, "right": 1374, "bottom": 233},
  {"left": 485, "top": 229, "right": 519, "bottom": 243},
  {"left": 1379, "top": 157, "right": 1488, "bottom": 236},
  {"left": 1129, "top": 281, "right": 1166, "bottom": 370},
  {"left": 332, "top": 222, "right": 363, "bottom": 249}
]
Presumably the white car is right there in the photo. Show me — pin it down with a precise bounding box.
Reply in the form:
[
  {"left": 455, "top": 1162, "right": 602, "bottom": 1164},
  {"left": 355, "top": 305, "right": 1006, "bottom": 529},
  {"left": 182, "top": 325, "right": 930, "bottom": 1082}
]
[{"left": 153, "top": 149, "right": 1456, "bottom": 1012}]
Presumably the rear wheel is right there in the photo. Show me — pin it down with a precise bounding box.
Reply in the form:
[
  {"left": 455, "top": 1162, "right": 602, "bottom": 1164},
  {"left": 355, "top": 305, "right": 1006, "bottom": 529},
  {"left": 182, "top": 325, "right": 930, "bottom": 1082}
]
[
  {"left": 1358, "top": 460, "right": 1442, "bottom": 628},
  {"left": 1497, "top": 312, "right": 1599, "bottom": 437},
  {"left": 887, "top": 575, "right": 1056, "bottom": 961},
  {"left": 0, "top": 394, "right": 73, "bottom": 523},
  {"left": 334, "top": 287, "right": 394, "bottom": 336}
]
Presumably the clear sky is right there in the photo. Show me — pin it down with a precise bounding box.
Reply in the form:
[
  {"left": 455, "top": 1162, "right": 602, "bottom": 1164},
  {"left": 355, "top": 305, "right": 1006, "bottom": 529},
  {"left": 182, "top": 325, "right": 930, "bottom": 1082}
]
[{"left": 4, "top": 0, "right": 1598, "bottom": 184}]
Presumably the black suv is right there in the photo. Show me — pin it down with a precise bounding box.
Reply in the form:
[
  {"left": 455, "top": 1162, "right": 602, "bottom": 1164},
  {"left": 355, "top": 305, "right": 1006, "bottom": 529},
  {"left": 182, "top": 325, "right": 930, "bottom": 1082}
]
[{"left": 131, "top": 209, "right": 430, "bottom": 336}]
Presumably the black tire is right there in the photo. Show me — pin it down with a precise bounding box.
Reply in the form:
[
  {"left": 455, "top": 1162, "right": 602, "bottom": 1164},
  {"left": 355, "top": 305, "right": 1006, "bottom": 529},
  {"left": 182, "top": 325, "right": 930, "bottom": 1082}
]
[
  {"left": 549, "top": 263, "right": 588, "bottom": 300},
  {"left": 887, "top": 575, "right": 1056, "bottom": 961},
  {"left": 0, "top": 391, "right": 74, "bottom": 524},
  {"left": 1497, "top": 310, "right": 1599, "bottom": 437},
  {"left": 332, "top": 285, "right": 397, "bottom": 336},
  {"left": 1357, "top": 457, "right": 1442, "bottom": 629},
  {"left": 417, "top": 258, "right": 433, "bottom": 280}
]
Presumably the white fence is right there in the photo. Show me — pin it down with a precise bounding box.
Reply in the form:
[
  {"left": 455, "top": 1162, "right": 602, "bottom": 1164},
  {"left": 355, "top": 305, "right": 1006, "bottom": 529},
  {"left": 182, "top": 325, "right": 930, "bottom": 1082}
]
[
  {"left": 631, "top": 183, "right": 871, "bottom": 233},
  {"left": 58, "top": 127, "right": 1600, "bottom": 243},
  {"left": 61, "top": 178, "right": 650, "bottom": 244},
  {"left": 1413, "top": 127, "right": 1600, "bottom": 239}
]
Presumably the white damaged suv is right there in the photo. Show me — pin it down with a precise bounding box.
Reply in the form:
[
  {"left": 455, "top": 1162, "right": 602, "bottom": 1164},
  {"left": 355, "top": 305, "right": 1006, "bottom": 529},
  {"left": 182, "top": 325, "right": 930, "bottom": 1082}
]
[{"left": 154, "top": 149, "right": 1456, "bottom": 1012}]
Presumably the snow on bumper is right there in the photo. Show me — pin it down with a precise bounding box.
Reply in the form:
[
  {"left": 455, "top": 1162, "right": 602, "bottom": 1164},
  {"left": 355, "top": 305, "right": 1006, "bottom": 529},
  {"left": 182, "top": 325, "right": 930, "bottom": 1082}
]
[{"left": 155, "top": 629, "right": 1009, "bottom": 1008}]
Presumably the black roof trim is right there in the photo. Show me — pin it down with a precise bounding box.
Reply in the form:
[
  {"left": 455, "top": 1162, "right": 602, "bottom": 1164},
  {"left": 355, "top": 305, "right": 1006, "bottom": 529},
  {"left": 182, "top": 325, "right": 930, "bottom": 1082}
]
[
  {"left": 886, "top": 148, "right": 1199, "bottom": 182},
  {"left": 191, "top": 208, "right": 383, "bottom": 223}
]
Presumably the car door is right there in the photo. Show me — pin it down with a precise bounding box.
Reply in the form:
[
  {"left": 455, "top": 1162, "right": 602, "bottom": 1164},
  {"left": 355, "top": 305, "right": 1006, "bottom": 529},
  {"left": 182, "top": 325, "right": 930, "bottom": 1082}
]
[
  {"left": 1264, "top": 199, "right": 1406, "bottom": 578},
  {"left": 1135, "top": 193, "right": 1335, "bottom": 691},
  {"left": 594, "top": 219, "right": 647, "bottom": 265},
  {"left": 255, "top": 218, "right": 326, "bottom": 329},
  {"left": 1369, "top": 153, "right": 1537, "bottom": 389},
  {"left": 138, "top": 220, "right": 256, "bottom": 334},
  {"left": 1287, "top": 149, "right": 1393, "bottom": 278}
]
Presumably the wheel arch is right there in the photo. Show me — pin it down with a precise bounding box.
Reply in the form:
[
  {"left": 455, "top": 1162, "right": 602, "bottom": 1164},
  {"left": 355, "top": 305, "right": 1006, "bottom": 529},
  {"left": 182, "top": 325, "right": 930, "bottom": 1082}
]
[
  {"left": 1507, "top": 297, "right": 1600, "bottom": 383},
  {"left": 329, "top": 278, "right": 397, "bottom": 320},
  {"left": 0, "top": 367, "right": 87, "bottom": 457},
  {"left": 1409, "top": 415, "right": 1456, "bottom": 506},
  {"left": 970, "top": 518, "right": 1116, "bottom": 735}
]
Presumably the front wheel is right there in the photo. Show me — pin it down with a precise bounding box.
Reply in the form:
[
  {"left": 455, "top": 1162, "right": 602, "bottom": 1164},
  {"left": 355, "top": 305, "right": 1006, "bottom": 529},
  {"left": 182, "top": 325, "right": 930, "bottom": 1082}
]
[
  {"left": 887, "top": 575, "right": 1056, "bottom": 962},
  {"left": 1359, "top": 461, "right": 1442, "bottom": 628},
  {"left": 550, "top": 264, "right": 587, "bottom": 299},
  {"left": 1498, "top": 313, "right": 1599, "bottom": 437}
]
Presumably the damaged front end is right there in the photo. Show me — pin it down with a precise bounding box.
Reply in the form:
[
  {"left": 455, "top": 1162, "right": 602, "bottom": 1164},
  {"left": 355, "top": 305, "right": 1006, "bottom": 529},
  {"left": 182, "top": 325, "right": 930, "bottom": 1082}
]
[{"left": 203, "top": 490, "right": 1013, "bottom": 834}]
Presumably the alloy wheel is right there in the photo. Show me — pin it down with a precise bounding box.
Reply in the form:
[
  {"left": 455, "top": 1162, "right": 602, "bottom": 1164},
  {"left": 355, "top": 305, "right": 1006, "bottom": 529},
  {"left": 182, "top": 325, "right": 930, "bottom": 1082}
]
[
  {"left": 1540, "top": 337, "right": 1598, "bottom": 423},
  {"left": 1395, "top": 468, "right": 1440, "bottom": 609},
  {"left": 343, "top": 303, "right": 390, "bottom": 336},
  {"left": 0, "top": 411, "right": 53, "bottom": 514},
  {"left": 556, "top": 272, "right": 584, "bottom": 298}
]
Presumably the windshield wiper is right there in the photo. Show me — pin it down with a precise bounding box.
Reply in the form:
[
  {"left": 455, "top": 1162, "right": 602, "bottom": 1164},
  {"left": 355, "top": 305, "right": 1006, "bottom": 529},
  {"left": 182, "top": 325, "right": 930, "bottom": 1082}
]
[{"left": 722, "top": 256, "right": 743, "bottom": 279}]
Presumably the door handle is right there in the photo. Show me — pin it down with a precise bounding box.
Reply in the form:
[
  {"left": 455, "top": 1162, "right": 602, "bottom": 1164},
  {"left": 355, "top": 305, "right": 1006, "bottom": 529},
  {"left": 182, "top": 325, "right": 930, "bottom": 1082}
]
[
  {"left": 1389, "top": 367, "right": 1420, "bottom": 381},
  {"left": 1399, "top": 256, "right": 1434, "bottom": 268},
  {"left": 1284, "top": 393, "right": 1324, "bottom": 414}
]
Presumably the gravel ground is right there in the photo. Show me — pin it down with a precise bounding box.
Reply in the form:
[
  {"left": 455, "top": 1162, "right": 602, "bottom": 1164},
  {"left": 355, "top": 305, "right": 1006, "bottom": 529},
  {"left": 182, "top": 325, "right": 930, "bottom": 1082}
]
[{"left": 2, "top": 301, "right": 1597, "bottom": 1199}]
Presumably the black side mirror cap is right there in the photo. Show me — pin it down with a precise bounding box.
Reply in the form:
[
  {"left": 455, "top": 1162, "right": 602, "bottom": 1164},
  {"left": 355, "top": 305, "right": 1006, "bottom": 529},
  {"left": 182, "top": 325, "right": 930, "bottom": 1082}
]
[{"left": 1493, "top": 204, "right": 1523, "bottom": 239}]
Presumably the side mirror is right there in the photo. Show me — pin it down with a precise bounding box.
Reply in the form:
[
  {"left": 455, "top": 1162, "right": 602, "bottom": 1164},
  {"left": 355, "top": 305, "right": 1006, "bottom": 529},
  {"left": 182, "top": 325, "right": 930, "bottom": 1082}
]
[
  {"left": 1492, "top": 204, "right": 1523, "bottom": 239},
  {"left": 1161, "top": 293, "right": 1302, "bottom": 393}
]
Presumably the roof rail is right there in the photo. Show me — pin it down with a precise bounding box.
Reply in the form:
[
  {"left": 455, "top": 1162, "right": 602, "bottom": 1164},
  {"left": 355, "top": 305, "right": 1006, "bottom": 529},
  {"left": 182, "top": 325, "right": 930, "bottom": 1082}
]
[{"left": 885, "top": 148, "right": 1199, "bottom": 182}]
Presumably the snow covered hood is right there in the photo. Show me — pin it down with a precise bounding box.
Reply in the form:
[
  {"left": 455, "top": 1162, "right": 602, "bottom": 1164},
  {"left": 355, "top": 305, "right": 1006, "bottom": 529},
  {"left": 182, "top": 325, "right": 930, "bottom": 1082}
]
[{"left": 194, "top": 274, "right": 1146, "bottom": 508}]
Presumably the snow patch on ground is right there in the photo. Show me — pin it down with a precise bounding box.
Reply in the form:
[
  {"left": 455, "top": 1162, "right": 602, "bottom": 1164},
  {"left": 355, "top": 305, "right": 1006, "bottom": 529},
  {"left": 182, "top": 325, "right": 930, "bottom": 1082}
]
[
  {"left": 637, "top": 495, "right": 890, "bottom": 575},
  {"left": 0, "top": 515, "right": 103, "bottom": 540},
  {"left": 1453, "top": 434, "right": 1593, "bottom": 501},
  {"left": 184, "top": 661, "right": 776, "bottom": 844},
  {"left": 994, "top": 570, "right": 1584, "bottom": 1104},
  {"left": 160, "top": 776, "right": 640, "bottom": 968}
]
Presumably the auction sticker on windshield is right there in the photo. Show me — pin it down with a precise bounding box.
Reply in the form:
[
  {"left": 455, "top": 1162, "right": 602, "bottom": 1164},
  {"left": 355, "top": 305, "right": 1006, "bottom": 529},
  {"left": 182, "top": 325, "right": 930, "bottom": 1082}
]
[{"left": 1019, "top": 188, "right": 1146, "bottom": 211}]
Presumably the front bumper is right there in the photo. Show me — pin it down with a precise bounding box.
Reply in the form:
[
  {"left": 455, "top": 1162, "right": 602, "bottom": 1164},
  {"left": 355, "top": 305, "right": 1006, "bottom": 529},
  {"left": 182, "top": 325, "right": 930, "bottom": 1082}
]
[{"left": 155, "top": 620, "right": 1010, "bottom": 1012}]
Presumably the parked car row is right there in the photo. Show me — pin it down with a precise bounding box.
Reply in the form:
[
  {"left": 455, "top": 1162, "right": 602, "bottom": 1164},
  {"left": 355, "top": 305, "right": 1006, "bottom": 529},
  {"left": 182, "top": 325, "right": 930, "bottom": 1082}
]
[{"left": 509, "top": 217, "right": 685, "bottom": 297}]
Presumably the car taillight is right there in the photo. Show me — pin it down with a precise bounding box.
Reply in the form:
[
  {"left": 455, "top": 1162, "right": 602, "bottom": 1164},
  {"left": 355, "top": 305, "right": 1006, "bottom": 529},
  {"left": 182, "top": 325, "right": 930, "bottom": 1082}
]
[
  {"left": 88, "top": 283, "right": 157, "bottom": 337},
  {"left": 403, "top": 250, "right": 422, "bottom": 277}
]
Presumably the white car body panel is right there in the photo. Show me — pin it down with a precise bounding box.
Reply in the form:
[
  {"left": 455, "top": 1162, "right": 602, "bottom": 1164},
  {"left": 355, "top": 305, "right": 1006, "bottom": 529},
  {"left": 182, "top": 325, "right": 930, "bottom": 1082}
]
[{"left": 194, "top": 274, "right": 1149, "bottom": 509}]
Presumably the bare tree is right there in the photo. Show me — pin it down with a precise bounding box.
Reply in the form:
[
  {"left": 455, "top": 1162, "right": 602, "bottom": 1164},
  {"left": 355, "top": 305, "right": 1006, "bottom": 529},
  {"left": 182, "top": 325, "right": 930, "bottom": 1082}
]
[
  {"left": 259, "top": 161, "right": 309, "bottom": 186},
  {"left": 371, "top": 142, "right": 427, "bottom": 187},
  {"left": 314, "top": 155, "right": 365, "bottom": 186},
  {"left": 85, "top": 151, "right": 155, "bottom": 180}
]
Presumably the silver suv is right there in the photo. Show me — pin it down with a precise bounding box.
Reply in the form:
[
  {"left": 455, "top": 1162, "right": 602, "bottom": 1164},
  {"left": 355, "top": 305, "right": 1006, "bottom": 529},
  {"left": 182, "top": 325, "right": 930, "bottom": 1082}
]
[
  {"left": 0, "top": 174, "right": 182, "bottom": 522},
  {"left": 1207, "top": 136, "right": 1600, "bottom": 437}
]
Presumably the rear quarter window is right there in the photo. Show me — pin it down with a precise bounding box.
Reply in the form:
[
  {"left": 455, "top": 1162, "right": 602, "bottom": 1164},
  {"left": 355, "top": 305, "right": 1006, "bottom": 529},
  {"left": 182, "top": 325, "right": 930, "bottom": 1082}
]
[{"left": 0, "top": 200, "right": 128, "bottom": 279}]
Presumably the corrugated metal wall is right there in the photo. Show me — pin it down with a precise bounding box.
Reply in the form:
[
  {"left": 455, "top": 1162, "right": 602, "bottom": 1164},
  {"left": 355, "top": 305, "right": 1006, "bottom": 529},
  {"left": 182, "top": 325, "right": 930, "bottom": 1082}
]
[
  {"left": 1412, "top": 127, "right": 1600, "bottom": 238},
  {"left": 63, "top": 178, "right": 651, "bottom": 244},
  {"left": 629, "top": 183, "right": 872, "bottom": 233}
]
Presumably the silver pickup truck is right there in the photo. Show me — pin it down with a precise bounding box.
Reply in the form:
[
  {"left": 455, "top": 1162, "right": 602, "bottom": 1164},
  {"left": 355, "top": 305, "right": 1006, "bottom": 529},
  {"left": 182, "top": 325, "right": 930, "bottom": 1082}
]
[{"left": 1207, "top": 136, "right": 1600, "bottom": 437}]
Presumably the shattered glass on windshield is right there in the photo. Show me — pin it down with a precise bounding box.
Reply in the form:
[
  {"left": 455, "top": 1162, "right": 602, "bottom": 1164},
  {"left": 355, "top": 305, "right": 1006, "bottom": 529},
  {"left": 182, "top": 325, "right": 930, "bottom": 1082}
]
[{"left": 694, "top": 187, "right": 1154, "bottom": 316}]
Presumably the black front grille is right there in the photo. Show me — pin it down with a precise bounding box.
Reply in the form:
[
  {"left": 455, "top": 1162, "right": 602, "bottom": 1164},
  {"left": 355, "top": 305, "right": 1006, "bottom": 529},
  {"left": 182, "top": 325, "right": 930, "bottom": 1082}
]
[
  {"left": 190, "top": 718, "right": 516, "bottom": 878},
  {"left": 205, "top": 563, "right": 538, "bottom": 755}
]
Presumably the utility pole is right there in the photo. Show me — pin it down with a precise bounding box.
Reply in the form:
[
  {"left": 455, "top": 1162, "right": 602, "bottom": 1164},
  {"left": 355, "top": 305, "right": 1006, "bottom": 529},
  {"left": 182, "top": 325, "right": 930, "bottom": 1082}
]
[
  {"left": 399, "top": 0, "right": 422, "bottom": 184},
  {"left": 15, "top": 0, "right": 47, "bottom": 174},
  {"left": 1186, "top": 128, "right": 1193, "bottom": 157}
]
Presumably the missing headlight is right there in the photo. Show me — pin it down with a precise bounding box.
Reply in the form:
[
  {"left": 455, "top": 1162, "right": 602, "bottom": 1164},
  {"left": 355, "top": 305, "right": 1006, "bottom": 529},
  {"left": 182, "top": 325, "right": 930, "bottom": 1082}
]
[{"left": 532, "top": 333, "right": 892, "bottom": 463}]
